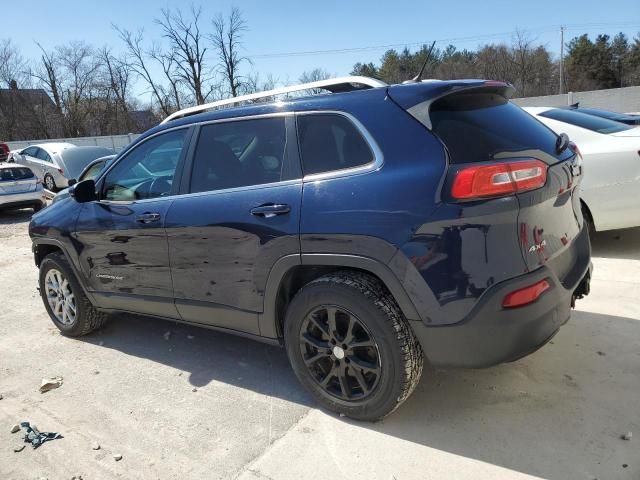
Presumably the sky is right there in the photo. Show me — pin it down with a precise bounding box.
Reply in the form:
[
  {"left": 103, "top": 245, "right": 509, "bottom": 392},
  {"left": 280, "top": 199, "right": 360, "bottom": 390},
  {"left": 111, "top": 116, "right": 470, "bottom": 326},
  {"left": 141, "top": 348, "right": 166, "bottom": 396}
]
[{"left": 3, "top": 0, "right": 640, "bottom": 102}]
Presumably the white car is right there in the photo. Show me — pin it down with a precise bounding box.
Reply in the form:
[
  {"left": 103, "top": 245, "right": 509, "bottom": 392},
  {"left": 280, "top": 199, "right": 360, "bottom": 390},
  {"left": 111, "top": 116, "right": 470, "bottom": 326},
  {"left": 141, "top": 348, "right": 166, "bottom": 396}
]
[
  {"left": 9, "top": 144, "right": 115, "bottom": 192},
  {"left": 0, "top": 163, "right": 45, "bottom": 212},
  {"left": 523, "top": 107, "right": 640, "bottom": 232},
  {"left": 9, "top": 142, "right": 76, "bottom": 191}
]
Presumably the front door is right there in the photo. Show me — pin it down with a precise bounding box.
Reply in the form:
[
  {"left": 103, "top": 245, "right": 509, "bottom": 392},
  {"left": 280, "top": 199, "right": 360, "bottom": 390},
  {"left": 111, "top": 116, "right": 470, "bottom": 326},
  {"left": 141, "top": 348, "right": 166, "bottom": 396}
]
[
  {"left": 165, "top": 115, "right": 302, "bottom": 334},
  {"left": 75, "top": 127, "right": 192, "bottom": 318}
]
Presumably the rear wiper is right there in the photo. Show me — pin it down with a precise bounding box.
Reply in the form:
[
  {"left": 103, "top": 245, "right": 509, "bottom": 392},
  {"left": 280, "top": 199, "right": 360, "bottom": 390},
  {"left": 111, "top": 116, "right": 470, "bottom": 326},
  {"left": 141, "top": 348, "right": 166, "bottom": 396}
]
[{"left": 555, "top": 133, "right": 570, "bottom": 154}]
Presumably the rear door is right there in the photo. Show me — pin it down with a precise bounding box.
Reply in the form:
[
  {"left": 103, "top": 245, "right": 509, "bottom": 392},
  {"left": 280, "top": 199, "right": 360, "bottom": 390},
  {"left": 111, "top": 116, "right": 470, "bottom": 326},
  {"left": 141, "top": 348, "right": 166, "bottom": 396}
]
[
  {"left": 75, "top": 127, "right": 192, "bottom": 318},
  {"left": 165, "top": 114, "right": 302, "bottom": 335}
]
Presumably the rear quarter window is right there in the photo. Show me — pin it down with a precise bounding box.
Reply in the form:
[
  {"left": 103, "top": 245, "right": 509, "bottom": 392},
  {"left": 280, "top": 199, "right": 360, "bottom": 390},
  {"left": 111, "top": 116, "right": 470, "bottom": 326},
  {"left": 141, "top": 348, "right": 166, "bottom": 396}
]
[
  {"left": 297, "top": 114, "right": 374, "bottom": 176},
  {"left": 428, "top": 92, "right": 562, "bottom": 164}
]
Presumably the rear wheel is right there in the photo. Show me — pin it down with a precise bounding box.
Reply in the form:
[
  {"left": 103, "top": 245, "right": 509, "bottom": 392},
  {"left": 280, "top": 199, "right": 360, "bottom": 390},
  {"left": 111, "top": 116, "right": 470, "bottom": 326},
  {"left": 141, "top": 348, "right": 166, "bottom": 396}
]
[
  {"left": 44, "top": 174, "right": 56, "bottom": 192},
  {"left": 39, "top": 252, "right": 108, "bottom": 336},
  {"left": 284, "top": 271, "right": 424, "bottom": 421}
]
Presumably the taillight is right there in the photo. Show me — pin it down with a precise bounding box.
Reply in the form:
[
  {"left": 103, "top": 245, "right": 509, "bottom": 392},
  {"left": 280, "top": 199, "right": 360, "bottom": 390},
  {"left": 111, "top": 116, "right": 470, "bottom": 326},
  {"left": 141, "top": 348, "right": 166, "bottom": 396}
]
[
  {"left": 502, "top": 278, "right": 550, "bottom": 308},
  {"left": 451, "top": 159, "right": 547, "bottom": 200}
]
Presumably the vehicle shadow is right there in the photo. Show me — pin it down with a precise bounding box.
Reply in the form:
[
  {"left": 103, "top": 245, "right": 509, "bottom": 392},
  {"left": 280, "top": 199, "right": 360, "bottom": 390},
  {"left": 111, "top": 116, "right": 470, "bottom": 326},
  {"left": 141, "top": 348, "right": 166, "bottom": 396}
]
[
  {"left": 0, "top": 208, "right": 34, "bottom": 225},
  {"left": 81, "top": 307, "right": 639, "bottom": 479},
  {"left": 591, "top": 226, "right": 640, "bottom": 260}
]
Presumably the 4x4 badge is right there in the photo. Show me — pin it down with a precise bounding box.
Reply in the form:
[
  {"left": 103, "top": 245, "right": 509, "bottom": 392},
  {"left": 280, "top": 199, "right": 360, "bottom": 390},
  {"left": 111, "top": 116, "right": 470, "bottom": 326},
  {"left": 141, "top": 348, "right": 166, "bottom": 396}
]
[{"left": 528, "top": 240, "right": 546, "bottom": 253}]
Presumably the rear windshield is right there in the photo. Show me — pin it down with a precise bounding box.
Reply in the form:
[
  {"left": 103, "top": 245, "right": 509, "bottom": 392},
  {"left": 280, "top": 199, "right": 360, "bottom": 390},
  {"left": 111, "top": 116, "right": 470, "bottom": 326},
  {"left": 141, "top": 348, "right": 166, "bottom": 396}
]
[
  {"left": 0, "top": 167, "right": 35, "bottom": 181},
  {"left": 540, "top": 108, "right": 632, "bottom": 134},
  {"left": 428, "top": 92, "right": 562, "bottom": 164}
]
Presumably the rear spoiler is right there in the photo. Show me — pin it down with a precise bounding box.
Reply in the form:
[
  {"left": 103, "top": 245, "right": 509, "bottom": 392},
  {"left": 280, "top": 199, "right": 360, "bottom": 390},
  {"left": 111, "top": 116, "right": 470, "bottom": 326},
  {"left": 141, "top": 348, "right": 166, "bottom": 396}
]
[{"left": 388, "top": 80, "right": 515, "bottom": 129}]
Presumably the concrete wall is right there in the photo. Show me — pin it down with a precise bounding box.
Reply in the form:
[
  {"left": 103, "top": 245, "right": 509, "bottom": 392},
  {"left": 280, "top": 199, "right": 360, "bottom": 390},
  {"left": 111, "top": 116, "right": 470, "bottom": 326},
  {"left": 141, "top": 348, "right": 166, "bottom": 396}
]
[
  {"left": 5, "top": 133, "right": 141, "bottom": 152},
  {"left": 513, "top": 85, "right": 640, "bottom": 113}
]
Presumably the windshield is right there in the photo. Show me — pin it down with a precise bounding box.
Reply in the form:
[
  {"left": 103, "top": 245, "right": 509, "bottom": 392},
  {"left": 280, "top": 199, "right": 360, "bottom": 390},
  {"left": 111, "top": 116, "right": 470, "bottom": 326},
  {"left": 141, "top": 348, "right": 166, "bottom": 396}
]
[{"left": 540, "top": 108, "right": 633, "bottom": 134}]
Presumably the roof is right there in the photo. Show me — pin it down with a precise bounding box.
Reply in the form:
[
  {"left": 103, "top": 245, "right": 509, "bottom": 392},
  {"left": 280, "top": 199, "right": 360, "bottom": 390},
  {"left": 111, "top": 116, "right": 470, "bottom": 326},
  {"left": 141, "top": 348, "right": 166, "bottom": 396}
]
[{"left": 35, "top": 142, "right": 76, "bottom": 155}]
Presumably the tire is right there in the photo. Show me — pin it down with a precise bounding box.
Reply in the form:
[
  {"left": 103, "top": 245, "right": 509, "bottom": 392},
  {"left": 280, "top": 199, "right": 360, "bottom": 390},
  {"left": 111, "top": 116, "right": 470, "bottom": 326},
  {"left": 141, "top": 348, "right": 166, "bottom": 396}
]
[
  {"left": 284, "top": 271, "right": 424, "bottom": 421},
  {"left": 32, "top": 203, "right": 43, "bottom": 213},
  {"left": 39, "top": 252, "right": 108, "bottom": 336},
  {"left": 44, "top": 174, "right": 56, "bottom": 192}
]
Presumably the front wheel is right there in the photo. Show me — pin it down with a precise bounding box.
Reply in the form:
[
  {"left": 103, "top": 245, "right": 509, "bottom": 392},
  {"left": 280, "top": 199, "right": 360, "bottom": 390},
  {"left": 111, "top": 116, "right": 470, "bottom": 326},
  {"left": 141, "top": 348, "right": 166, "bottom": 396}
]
[
  {"left": 39, "top": 252, "right": 108, "bottom": 336},
  {"left": 284, "top": 271, "right": 424, "bottom": 421}
]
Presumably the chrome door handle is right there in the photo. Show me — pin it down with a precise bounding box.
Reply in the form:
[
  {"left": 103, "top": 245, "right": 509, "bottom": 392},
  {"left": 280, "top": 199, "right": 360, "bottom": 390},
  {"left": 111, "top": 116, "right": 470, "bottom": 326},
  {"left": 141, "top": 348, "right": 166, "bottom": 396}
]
[{"left": 136, "top": 212, "right": 161, "bottom": 224}]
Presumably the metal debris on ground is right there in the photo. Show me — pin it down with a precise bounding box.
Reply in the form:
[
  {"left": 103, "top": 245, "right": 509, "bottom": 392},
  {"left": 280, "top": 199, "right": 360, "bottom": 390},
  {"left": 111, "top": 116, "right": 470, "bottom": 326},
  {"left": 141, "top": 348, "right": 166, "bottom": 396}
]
[
  {"left": 39, "top": 376, "right": 63, "bottom": 393},
  {"left": 19, "top": 422, "right": 63, "bottom": 448}
]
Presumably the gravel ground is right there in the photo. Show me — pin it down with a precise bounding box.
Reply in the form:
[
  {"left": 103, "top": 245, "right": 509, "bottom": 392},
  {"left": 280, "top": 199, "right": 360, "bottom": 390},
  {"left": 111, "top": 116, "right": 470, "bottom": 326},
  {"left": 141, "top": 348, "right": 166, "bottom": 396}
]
[{"left": 0, "top": 208, "right": 638, "bottom": 480}]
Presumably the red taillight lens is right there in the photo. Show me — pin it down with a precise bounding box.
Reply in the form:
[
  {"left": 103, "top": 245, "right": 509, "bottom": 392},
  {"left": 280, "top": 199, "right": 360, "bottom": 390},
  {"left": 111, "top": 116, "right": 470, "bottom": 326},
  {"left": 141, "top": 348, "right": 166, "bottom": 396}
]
[
  {"left": 502, "top": 279, "right": 550, "bottom": 308},
  {"left": 451, "top": 159, "right": 548, "bottom": 200}
]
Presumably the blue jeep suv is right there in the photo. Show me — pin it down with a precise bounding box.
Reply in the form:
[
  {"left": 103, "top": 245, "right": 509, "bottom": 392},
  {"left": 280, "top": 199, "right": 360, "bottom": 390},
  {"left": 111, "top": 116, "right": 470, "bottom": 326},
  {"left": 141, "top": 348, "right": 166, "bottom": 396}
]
[{"left": 29, "top": 77, "right": 592, "bottom": 420}]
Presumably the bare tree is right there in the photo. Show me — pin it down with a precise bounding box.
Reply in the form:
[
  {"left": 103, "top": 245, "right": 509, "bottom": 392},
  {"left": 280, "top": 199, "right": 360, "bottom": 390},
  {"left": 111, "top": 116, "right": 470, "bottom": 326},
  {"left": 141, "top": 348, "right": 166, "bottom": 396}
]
[
  {"left": 0, "top": 39, "right": 30, "bottom": 88},
  {"left": 156, "top": 5, "right": 211, "bottom": 105},
  {"left": 299, "top": 68, "right": 331, "bottom": 94},
  {"left": 114, "top": 26, "right": 177, "bottom": 116},
  {"left": 510, "top": 29, "right": 537, "bottom": 97},
  {"left": 211, "top": 7, "right": 249, "bottom": 97},
  {"left": 99, "top": 47, "right": 134, "bottom": 132}
]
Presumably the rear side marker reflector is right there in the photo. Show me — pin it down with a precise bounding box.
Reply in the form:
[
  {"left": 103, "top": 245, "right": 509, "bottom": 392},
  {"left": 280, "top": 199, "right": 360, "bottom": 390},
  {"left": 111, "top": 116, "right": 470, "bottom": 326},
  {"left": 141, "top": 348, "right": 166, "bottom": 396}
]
[
  {"left": 502, "top": 279, "right": 550, "bottom": 308},
  {"left": 451, "top": 159, "right": 548, "bottom": 200}
]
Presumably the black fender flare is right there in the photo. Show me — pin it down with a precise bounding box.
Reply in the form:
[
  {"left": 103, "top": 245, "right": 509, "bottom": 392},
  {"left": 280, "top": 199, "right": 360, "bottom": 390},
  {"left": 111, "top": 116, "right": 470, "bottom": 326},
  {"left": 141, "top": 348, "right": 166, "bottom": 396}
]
[
  {"left": 32, "top": 238, "right": 98, "bottom": 304},
  {"left": 258, "top": 253, "right": 421, "bottom": 338}
]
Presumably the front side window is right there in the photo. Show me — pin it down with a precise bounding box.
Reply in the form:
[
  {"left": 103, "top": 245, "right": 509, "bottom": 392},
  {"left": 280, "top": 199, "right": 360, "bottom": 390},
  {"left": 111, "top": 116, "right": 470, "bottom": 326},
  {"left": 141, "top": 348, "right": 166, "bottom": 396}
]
[
  {"left": 22, "top": 146, "right": 38, "bottom": 157},
  {"left": 297, "top": 114, "right": 373, "bottom": 176},
  {"left": 540, "top": 108, "right": 632, "bottom": 134},
  {"left": 190, "top": 117, "right": 286, "bottom": 193},
  {"left": 102, "top": 129, "right": 187, "bottom": 201}
]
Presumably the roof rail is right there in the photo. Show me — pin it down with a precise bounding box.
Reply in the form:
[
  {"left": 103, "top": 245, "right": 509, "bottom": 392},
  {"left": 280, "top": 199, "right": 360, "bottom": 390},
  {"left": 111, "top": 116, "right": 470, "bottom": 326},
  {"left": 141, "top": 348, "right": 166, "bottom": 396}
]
[{"left": 161, "top": 76, "right": 387, "bottom": 124}]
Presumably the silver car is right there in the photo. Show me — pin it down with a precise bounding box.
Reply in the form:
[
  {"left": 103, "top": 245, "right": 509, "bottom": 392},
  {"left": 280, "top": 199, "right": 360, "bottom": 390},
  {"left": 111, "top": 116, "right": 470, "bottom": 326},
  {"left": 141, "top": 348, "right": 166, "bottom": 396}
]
[
  {"left": 0, "top": 163, "right": 45, "bottom": 212},
  {"left": 10, "top": 144, "right": 115, "bottom": 192}
]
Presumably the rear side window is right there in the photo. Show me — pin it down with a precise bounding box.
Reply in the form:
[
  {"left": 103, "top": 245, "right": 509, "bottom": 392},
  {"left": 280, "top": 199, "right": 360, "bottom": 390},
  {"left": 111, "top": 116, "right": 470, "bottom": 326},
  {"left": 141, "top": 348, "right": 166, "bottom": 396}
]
[
  {"left": 0, "top": 167, "right": 35, "bottom": 181},
  {"left": 428, "top": 92, "right": 561, "bottom": 164},
  {"left": 297, "top": 114, "right": 373, "bottom": 176},
  {"left": 540, "top": 108, "right": 632, "bottom": 134},
  {"left": 190, "top": 117, "right": 286, "bottom": 194}
]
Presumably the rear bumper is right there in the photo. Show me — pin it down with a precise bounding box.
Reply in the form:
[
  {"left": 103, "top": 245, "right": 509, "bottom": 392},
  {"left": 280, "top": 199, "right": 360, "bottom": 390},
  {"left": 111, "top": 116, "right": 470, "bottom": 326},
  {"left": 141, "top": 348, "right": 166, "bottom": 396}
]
[
  {"left": 413, "top": 226, "right": 592, "bottom": 368},
  {"left": 0, "top": 190, "right": 45, "bottom": 209}
]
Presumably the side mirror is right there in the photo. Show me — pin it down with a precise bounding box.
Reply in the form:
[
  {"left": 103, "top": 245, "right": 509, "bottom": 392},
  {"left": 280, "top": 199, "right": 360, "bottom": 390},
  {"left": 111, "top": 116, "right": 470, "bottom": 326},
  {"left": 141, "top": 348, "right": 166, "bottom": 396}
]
[
  {"left": 70, "top": 179, "right": 97, "bottom": 203},
  {"left": 67, "top": 178, "right": 77, "bottom": 186}
]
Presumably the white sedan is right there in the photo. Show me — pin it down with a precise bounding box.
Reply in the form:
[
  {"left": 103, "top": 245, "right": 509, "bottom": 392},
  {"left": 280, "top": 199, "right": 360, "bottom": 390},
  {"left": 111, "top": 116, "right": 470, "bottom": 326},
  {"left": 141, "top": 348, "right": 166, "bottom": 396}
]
[{"left": 523, "top": 107, "right": 640, "bottom": 232}]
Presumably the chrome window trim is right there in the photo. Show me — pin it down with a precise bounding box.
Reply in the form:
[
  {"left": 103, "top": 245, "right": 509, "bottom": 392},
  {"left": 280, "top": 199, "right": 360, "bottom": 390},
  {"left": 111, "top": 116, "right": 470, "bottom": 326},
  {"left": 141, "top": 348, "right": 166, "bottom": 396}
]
[
  {"left": 96, "top": 109, "right": 383, "bottom": 203},
  {"left": 296, "top": 110, "right": 384, "bottom": 182}
]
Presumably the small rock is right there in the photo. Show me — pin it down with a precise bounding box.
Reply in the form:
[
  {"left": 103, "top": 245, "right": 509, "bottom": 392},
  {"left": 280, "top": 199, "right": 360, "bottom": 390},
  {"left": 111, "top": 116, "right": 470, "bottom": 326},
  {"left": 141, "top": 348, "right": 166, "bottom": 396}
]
[
  {"left": 93, "top": 370, "right": 100, "bottom": 375},
  {"left": 187, "top": 335, "right": 195, "bottom": 340},
  {"left": 91, "top": 441, "right": 101, "bottom": 450},
  {"left": 597, "top": 351, "right": 606, "bottom": 356},
  {"left": 113, "top": 453, "right": 123, "bottom": 461},
  {"left": 71, "top": 476, "right": 83, "bottom": 480},
  {"left": 177, "top": 372, "right": 183, "bottom": 376},
  {"left": 13, "top": 444, "right": 25, "bottom": 452},
  {"left": 0, "top": 394, "right": 3, "bottom": 400},
  {"left": 192, "top": 387, "right": 197, "bottom": 392},
  {"left": 40, "top": 376, "right": 63, "bottom": 393},
  {"left": 11, "top": 424, "right": 20, "bottom": 433},
  {"left": 163, "top": 331, "right": 171, "bottom": 341},
  {"left": 622, "top": 464, "right": 628, "bottom": 468},
  {"left": 621, "top": 432, "right": 632, "bottom": 441}
]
